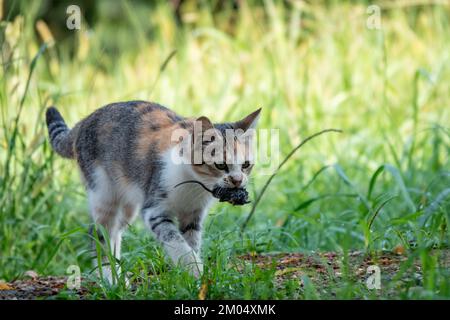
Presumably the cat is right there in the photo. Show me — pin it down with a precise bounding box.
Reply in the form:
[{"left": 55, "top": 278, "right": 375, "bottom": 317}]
[{"left": 45, "top": 101, "right": 260, "bottom": 282}]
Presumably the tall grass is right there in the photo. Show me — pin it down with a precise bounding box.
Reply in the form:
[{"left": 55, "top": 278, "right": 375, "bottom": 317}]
[{"left": 0, "top": 1, "right": 449, "bottom": 299}]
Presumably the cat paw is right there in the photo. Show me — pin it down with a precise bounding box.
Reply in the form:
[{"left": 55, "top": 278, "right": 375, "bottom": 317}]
[
  {"left": 97, "top": 266, "right": 130, "bottom": 286},
  {"left": 181, "top": 252, "right": 203, "bottom": 278},
  {"left": 96, "top": 266, "right": 114, "bottom": 285}
]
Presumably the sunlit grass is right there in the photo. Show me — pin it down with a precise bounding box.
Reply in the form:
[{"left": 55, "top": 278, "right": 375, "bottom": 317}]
[{"left": 0, "top": 1, "right": 449, "bottom": 299}]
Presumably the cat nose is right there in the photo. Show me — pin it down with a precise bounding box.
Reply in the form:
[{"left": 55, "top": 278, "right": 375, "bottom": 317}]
[{"left": 230, "top": 174, "right": 243, "bottom": 187}]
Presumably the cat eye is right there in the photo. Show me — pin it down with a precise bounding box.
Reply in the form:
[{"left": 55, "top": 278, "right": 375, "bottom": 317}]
[
  {"left": 242, "top": 161, "right": 251, "bottom": 169},
  {"left": 214, "top": 163, "right": 228, "bottom": 171}
]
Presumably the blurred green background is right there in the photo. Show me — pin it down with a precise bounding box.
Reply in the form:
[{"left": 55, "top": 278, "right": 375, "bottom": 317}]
[{"left": 0, "top": 0, "right": 449, "bottom": 299}]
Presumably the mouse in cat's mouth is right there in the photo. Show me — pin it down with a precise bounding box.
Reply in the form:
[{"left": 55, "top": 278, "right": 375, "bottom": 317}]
[{"left": 174, "top": 180, "right": 250, "bottom": 206}]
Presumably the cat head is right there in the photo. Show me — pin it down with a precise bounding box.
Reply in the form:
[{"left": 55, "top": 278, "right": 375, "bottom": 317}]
[{"left": 177, "top": 109, "right": 261, "bottom": 189}]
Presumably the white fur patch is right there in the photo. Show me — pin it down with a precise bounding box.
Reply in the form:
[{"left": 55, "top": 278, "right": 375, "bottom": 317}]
[{"left": 160, "top": 148, "right": 216, "bottom": 214}]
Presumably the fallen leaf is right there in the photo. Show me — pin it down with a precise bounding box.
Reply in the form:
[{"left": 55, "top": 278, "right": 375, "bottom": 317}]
[
  {"left": 198, "top": 281, "right": 209, "bottom": 300},
  {"left": 0, "top": 282, "right": 13, "bottom": 290},
  {"left": 393, "top": 245, "right": 406, "bottom": 255}
]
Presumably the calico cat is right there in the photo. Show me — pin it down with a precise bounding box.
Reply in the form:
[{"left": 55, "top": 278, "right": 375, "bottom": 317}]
[{"left": 46, "top": 101, "right": 260, "bottom": 282}]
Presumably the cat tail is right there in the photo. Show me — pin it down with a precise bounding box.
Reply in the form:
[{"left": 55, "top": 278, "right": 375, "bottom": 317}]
[{"left": 45, "top": 106, "right": 77, "bottom": 159}]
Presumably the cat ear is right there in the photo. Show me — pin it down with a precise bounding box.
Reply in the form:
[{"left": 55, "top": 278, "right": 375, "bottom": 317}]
[
  {"left": 234, "top": 108, "right": 261, "bottom": 132},
  {"left": 196, "top": 116, "right": 214, "bottom": 132}
]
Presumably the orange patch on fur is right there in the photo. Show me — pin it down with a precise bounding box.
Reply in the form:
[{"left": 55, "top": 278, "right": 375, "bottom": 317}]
[
  {"left": 150, "top": 109, "right": 175, "bottom": 126},
  {"left": 136, "top": 114, "right": 192, "bottom": 160}
]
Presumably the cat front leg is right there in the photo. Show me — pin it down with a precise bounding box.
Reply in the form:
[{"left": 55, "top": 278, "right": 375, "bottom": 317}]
[
  {"left": 143, "top": 207, "right": 203, "bottom": 277},
  {"left": 179, "top": 211, "right": 205, "bottom": 254}
]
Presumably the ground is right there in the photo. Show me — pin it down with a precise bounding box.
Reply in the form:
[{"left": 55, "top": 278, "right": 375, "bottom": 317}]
[{"left": 1, "top": 249, "right": 448, "bottom": 300}]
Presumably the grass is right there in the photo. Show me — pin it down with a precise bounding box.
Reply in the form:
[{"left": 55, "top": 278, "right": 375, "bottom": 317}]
[{"left": 0, "top": 0, "right": 449, "bottom": 299}]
